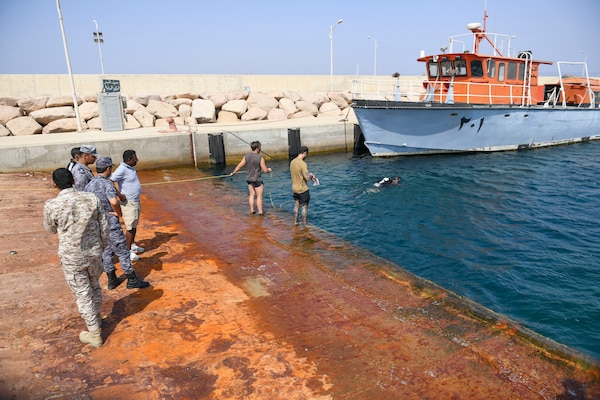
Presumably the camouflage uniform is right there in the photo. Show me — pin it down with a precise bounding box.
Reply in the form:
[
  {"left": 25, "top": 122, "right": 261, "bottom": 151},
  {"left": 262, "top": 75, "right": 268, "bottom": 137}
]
[
  {"left": 71, "top": 162, "right": 95, "bottom": 191},
  {"left": 84, "top": 175, "right": 134, "bottom": 274},
  {"left": 43, "top": 188, "right": 109, "bottom": 331}
]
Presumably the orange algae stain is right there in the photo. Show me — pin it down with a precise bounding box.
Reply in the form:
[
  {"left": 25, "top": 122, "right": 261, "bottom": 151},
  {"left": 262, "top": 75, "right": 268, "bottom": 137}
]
[{"left": 1, "top": 170, "right": 599, "bottom": 399}]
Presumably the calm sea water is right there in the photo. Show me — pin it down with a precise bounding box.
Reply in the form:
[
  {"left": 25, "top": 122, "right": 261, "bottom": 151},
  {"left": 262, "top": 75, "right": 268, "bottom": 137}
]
[{"left": 221, "top": 142, "right": 600, "bottom": 361}]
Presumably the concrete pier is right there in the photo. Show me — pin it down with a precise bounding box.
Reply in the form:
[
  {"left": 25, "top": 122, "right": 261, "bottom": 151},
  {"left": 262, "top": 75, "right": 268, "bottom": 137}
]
[{"left": 0, "top": 169, "right": 598, "bottom": 399}]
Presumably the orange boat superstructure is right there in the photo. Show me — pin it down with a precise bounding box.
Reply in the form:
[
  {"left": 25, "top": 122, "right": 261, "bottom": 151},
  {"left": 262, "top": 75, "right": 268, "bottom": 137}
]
[{"left": 418, "top": 13, "right": 599, "bottom": 107}]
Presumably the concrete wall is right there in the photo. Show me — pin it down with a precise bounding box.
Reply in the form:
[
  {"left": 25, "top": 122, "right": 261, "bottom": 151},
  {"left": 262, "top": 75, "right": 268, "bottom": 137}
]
[
  {"left": 0, "top": 117, "right": 357, "bottom": 173},
  {"left": 0, "top": 74, "right": 396, "bottom": 98}
]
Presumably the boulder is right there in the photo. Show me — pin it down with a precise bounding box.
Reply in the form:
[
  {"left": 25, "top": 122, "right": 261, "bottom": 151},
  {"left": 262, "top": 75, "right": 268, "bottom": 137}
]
[
  {"left": 228, "top": 91, "right": 249, "bottom": 101},
  {"left": 217, "top": 111, "right": 239, "bottom": 123},
  {"left": 246, "top": 93, "right": 278, "bottom": 113},
  {"left": 5, "top": 116, "right": 43, "bottom": 135},
  {"left": 290, "top": 110, "right": 315, "bottom": 119},
  {"left": 278, "top": 98, "right": 296, "bottom": 117},
  {"left": 221, "top": 99, "right": 247, "bottom": 117},
  {"left": 0, "top": 105, "right": 22, "bottom": 125},
  {"left": 29, "top": 106, "right": 75, "bottom": 125},
  {"left": 170, "top": 98, "right": 192, "bottom": 108},
  {"left": 318, "top": 101, "right": 342, "bottom": 116},
  {"left": 267, "top": 108, "right": 286, "bottom": 121},
  {"left": 146, "top": 100, "right": 178, "bottom": 118},
  {"left": 176, "top": 93, "right": 198, "bottom": 100},
  {"left": 18, "top": 96, "right": 48, "bottom": 115},
  {"left": 329, "top": 93, "right": 350, "bottom": 109},
  {"left": 295, "top": 101, "right": 319, "bottom": 116},
  {"left": 78, "top": 102, "right": 99, "bottom": 121},
  {"left": 208, "top": 94, "right": 229, "bottom": 109},
  {"left": 46, "top": 95, "right": 82, "bottom": 107},
  {"left": 17, "top": 97, "right": 48, "bottom": 114},
  {"left": 133, "top": 109, "right": 155, "bottom": 128},
  {"left": 122, "top": 114, "right": 140, "bottom": 129},
  {"left": 282, "top": 91, "right": 301, "bottom": 102},
  {"left": 131, "top": 94, "right": 160, "bottom": 106},
  {"left": 191, "top": 99, "right": 216, "bottom": 123},
  {"left": 241, "top": 107, "right": 267, "bottom": 121},
  {"left": 41, "top": 118, "right": 85, "bottom": 134},
  {"left": 299, "top": 92, "right": 327, "bottom": 108},
  {"left": 5, "top": 116, "right": 42, "bottom": 135},
  {"left": 87, "top": 117, "right": 102, "bottom": 130},
  {"left": 124, "top": 99, "right": 144, "bottom": 114},
  {"left": 0, "top": 124, "right": 11, "bottom": 136},
  {"left": 178, "top": 104, "right": 192, "bottom": 120},
  {"left": 0, "top": 97, "right": 19, "bottom": 107}
]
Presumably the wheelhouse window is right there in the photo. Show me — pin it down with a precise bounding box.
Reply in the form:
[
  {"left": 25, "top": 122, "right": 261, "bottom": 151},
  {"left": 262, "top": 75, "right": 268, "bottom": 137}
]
[
  {"left": 507, "top": 62, "right": 517, "bottom": 80},
  {"left": 428, "top": 61, "right": 439, "bottom": 78},
  {"left": 487, "top": 59, "right": 496, "bottom": 78},
  {"left": 498, "top": 62, "right": 505, "bottom": 82},
  {"left": 518, "top": 63, "right": 526, "bottom": 80},
  {"left": 471, "top": 60, "right": 484, "bottom": 77},
  {"left": 441, "top": 60, "right": 453, "bottom": 77},
  {"left": 454, "top": 59, "right": 467, "bottom": 76}
]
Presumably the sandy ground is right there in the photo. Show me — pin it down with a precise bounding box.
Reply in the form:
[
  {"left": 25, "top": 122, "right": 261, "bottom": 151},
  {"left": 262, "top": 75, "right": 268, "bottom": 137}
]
[{"left": 1, "top": 169, "right": 599, "bottom": 400}]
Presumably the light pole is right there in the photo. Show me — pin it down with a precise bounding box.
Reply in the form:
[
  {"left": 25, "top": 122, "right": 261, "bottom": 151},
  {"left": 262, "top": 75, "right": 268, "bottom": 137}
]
[
  {"left": 92, "top": 19, "right": 105, "bottom": 75},
  {"left": 55, "top": 0, "right": 82, "bottom": 132},
  {"left": 329, "top": 18, "right": 343, "bottom": 92},
  {"left": 367, "top": 36, "right": 377, "bottom": 76}
]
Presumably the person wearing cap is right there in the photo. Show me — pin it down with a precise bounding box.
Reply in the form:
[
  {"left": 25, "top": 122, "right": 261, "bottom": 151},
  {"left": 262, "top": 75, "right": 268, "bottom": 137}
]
[
  {"left": 43, "top": 168, "right": 110, "bottom": 347},
  {"left": 71, "top": 144, "right": 99, "bottom": 191},
  {"left": 110, "top": 150, "right": 145, "bottom": 261},
  {"left": 84, "top": 157, "right": 150, "bottom": 290}
]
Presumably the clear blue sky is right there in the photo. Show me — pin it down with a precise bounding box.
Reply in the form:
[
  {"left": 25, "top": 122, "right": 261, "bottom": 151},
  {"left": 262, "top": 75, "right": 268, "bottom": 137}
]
[{"left": 1, "top": 0, "right": 598, "bottom": 77}]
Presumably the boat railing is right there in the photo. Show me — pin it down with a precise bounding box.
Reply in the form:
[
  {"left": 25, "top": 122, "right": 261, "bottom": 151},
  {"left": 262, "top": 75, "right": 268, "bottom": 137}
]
[
  {"left": 351, "top": 78, "right": 535, "bottom": 105},
  {"left": 557, "top": 61, "right": 596, "bottom": 108}
]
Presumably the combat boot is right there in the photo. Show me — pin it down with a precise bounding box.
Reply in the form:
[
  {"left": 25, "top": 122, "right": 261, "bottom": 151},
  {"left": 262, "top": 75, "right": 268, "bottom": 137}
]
[
  {"left": 79, "top": 329, "right": 103, "bottom": 347},
  {"left": 126, "top": 271, "right": 150, "bottom": 289},
  {"left": 107, "top": 271, "right": 122, "bottom": 290}
]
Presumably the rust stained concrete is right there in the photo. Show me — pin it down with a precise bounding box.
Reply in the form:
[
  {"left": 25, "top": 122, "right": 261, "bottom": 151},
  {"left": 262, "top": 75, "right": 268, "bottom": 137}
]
[{"left": 0, "top": 170, "right": 599, "bottom": 399}]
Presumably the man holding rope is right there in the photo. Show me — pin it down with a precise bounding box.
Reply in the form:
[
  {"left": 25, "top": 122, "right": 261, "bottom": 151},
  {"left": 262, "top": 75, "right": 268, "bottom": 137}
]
[{"left": 230, "top": 141, "right": 272, "bottom": 216}]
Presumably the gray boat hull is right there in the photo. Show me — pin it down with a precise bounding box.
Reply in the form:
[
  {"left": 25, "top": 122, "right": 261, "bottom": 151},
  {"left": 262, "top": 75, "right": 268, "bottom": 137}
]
[{"left": 352, "top": 100, "right": 600, "bottom": 156}]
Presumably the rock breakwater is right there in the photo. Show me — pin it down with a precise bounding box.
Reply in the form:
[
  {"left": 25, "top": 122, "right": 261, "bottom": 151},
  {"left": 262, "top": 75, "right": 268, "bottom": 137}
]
[{"left": 0, "top": 90, "right": 352, "bottom": 136}]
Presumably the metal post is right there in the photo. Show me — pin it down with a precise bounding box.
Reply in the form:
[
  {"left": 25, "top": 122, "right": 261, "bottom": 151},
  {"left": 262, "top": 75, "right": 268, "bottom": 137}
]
[
  {"left": 329, "top": 19, "right": 343, "bottom": 92},
  {"left": 367, "top": 36, "right": 377, "bottom": 76},
  {"left": 92, "top": 19, "right": 105, "bottom": 75},
  {"left": 55, "top": 0, "right": 82, "bottom": 132}
]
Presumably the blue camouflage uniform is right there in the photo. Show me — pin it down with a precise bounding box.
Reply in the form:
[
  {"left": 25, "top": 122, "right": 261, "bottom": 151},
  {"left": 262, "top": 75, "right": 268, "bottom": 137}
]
[
  {"left": 43, "top": 188, "right": 109, "bottom": 332},
  {"left": 71, "top": 162, "right": 95, "bottom": 191},
  {"left": 84, "top": 175, "right": 134, "bottom": 274}
]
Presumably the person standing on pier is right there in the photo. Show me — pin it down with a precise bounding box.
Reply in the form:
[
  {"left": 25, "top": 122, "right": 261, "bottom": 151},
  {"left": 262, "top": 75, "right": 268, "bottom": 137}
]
[
  {"left": 290, "top": 146, "right": 317, "bottom": 227},
  {"left": 43, "top": 168, "right": 109, "bottom": 347},
  {"left": 85, "top": 157, "right": 150, "bottom": 290},
  {"left": 110, "top": 150, "right": 145, "bottom": 261},
  {"left": 230, "top": 141, "right": 272, "bottom": 216},
  {"left": 71, "top": 144, "right": 98, "bottom": 191}
]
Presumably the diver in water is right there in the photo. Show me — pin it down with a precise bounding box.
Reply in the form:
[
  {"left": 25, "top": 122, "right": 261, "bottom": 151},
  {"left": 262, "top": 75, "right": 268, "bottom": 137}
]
[{"left": 374, "top": 176, "right": 400, "bottom": 188}]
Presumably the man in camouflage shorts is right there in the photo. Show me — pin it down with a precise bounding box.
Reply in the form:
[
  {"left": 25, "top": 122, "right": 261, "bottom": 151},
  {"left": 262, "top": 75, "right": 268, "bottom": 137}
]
[
  {"left": 85, "top": 157, "right": 149, "bottom": 290},
  {"left": 43, "top": 168, "right": 109, "bottom": 347}
]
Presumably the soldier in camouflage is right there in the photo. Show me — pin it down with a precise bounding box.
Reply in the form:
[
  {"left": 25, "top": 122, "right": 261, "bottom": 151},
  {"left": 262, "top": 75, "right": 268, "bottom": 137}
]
[
  {"left": 84, "top": 157, "right": 150, "bottom": 290},
  {"left": 43, "top": 168, "right": 110, "bottom": 347},
  {"left": 71, "top": 144, "right": 99, "bottom": 191}
]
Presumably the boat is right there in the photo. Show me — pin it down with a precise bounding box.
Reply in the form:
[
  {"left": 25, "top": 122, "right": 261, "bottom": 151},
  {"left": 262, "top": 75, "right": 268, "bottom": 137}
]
[{"left": 351, "top": 9, "right": 600, "bottom": 156}]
